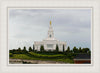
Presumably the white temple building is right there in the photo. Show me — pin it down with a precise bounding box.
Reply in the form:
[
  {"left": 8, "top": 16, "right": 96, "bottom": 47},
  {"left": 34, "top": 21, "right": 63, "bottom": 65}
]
[{"left": 34, "top": 21, "right": 67, "bottom": 51}]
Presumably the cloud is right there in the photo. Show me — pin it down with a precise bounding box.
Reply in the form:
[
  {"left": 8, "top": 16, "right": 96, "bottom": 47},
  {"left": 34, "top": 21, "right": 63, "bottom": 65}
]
[{"left": 8, "top": 8, "right": 91, "bottom": 50}]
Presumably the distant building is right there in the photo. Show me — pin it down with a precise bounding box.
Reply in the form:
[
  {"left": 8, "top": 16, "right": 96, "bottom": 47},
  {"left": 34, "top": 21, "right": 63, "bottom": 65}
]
[
  {"left": 74, "top": 54, "right": 91, "bottom": 64},
  {"left": 34, "top": 21, "right": 67, "bottom": 51}
]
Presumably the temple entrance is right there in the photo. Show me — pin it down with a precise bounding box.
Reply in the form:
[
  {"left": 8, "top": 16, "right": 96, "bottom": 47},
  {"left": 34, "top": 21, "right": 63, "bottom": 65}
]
[{"left": 47, "top": 44, "right": 53, "bottom": 50}]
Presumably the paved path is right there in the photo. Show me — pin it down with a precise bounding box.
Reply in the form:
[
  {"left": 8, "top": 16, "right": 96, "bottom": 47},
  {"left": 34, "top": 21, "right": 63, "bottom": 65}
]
[{"left": 9, "top": 59, "right": 68, "bottom": 64}]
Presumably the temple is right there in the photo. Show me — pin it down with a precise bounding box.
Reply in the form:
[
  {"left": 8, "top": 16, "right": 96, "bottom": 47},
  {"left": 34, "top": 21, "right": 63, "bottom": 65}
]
[{"left": 34, "top": 21, "right": 67, "bottom": 51}]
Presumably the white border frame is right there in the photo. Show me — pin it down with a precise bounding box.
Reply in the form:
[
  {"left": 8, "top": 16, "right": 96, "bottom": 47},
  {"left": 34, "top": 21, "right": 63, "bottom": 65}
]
[
  {"left": 7, "top": 7, "right": 93, "bottom": 66},
  {"left": 0, "top": 0, "right": 100, "bottom": 73}
]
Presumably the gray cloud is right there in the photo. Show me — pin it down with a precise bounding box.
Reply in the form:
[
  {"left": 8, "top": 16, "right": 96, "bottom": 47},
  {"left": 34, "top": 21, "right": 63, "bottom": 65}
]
[{"left": 9, "top": 8, "right": 91, "bottom": 50}]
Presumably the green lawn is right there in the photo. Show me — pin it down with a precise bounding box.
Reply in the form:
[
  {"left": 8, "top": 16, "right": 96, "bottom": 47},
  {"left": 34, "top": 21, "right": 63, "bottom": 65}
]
[{"left": 10, "top": 52, "right": 74, "bottom": 63}]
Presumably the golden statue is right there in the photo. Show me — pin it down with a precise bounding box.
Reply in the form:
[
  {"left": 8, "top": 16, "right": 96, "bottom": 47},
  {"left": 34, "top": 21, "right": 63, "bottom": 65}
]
[{"left": 50, "top": 21, "right": 51, "bottom": 25}]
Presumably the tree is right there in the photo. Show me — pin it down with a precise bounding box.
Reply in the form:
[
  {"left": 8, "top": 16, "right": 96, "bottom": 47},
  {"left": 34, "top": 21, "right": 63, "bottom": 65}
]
[
  {"left": 73, "top": 46, "right": 78, "bottom": 53},
  {"left": 56, "top": 44, "right": 59, "bottom": 52},
  {"left": 88, "top": 50, "right": 91, "bottom": 55},
  {"left": 18, "top": 47, "right": 21, "bottom": 51},
  {"left": 9, "top": 49, "right": 15, "bottom": 54},
  {"left": 22, "top": 46, "right": 27, "bottom": 53},
  {"left": 64, "top": 46, "right": 74, "bottom": 59},
  {"left": 11, "top": 49, "right": 17, "bottom": 54},
  {"left": 63, "top": 45, "right": 65, "bottom": 52},
  {"left": 18, "top": 47, "right": 21, "bottom": 54},
  {"left": 79, "top": 47, "right": 82, "bottom": 53},
  {"left": 29, "top": 46, "right": 32, "bottom": 52},
  {"left": 85, "top": 48, "right": 90, "bottom": 53},
  {"left": 82, "top": 48, "right": 90, "bottom": 53},
  {"left": 66, "top": 46, "right": 70, "bottom": 53},
  {"left": 40, "top": 45, "right": 44, "bottom": 52},
  {"left": 33, "top": 44, "right": 35, "bottom": 52},
  {"left": 23, "top": 46, "right": 26, "bottom": 51}
]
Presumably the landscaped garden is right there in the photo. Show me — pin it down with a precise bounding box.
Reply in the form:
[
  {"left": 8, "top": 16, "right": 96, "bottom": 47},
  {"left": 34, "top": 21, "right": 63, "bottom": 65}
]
[{"left": 9, "top": 45, "right": 91, "bottom": 64}]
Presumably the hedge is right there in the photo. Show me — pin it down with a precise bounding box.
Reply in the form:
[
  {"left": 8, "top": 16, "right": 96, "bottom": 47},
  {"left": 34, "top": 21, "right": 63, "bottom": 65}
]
[{"left": 29, "top": 52, "right": 66, "bottom": 59}]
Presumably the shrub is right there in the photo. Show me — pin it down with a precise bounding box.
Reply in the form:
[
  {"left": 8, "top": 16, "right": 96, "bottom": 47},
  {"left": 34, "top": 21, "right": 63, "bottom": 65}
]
[
  {"left": 56, "top": 44, "right": 59, "bottom": 53},
  {"left": 40, "top": 45, "right": 44, "bottom": 52},
  {"left": 9, "top": 53, "right": 13, "bottom": 57},
  {"left": 29, "top": 52, "right": 65, "bottom": 59},
  {"left": 29, "top": 47, "right": 32, "bottom": 52}
]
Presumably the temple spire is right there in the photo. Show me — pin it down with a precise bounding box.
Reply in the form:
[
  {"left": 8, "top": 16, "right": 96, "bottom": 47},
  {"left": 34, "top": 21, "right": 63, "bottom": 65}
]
[
  {"left": 50, "top": 21, "right": 51, "bottom": 26},
  {"left": 48, "top": 20, "right": 54, "bottom": 38}
]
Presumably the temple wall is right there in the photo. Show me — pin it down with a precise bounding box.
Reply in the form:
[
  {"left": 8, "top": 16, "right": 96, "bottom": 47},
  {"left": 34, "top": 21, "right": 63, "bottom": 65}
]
[{"left": 34, "top": 40, "right": 67, "bottom": 52}]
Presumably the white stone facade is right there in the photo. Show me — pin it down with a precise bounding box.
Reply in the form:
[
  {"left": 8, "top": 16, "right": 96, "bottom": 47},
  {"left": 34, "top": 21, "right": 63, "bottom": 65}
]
[{"left": 34, "top": 21, "right": 67, "bottom": 51}]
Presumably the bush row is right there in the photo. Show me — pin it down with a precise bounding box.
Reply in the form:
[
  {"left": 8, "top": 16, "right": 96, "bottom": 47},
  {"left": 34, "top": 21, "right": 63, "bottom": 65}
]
[{"left": 29, "top": 52, "right": 66, "bottom": 59}]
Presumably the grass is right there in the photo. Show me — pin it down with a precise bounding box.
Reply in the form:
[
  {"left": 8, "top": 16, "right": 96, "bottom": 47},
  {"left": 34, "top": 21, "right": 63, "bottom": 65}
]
[
  {"left": 10, "top": 52, "right": 74, "bottom": 63},
  {"left": 29, "top": 52, "right": 65, "bottom": 58}
]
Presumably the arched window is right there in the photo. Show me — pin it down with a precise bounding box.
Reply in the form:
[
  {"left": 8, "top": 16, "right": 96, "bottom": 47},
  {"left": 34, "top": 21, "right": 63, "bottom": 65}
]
[{"left": 49, "top": 34, "right": 51, "bottom": 38}]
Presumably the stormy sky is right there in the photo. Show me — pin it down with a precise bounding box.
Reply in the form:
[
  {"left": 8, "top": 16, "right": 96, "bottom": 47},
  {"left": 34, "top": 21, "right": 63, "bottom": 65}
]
[{"left": 8, "top": 8, "right": 91, "bottom": 50}]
